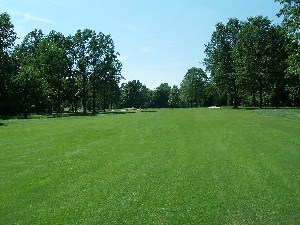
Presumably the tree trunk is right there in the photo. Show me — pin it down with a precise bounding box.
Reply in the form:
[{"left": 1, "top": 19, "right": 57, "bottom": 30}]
[
  {"left": 102, "top": 86, "right": 106, "bottom": 112},
  {"left": 252, "top": 92, "right": 256, "bottom": 107},
  {"left": 232, "top": 79, "right": 238, "bottom": 108},
  {"left": 259, "top": 77, "right": 263, "bottom": 109},
  {"left": 92, "top": 73, "right": 96, "bottom": 114},
  {"left": 82, "top": 75, "right": 87, "bottom": 114},
  {"left": 57, "top": 89, "right": 62, "bottom": 114}
]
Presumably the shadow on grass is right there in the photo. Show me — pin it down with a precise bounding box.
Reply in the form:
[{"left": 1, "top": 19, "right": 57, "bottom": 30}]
[
  {"left": 241, "top": 107, "right": 299, "bottom": 110},
  {"left": 100, "top": 111, "right": 136, "bottom": 115},
  {"left": 0, "top": 122, "right": 8, "bottom": 126},
  {"left": 140, "top": 110, "right": 157, "bottom": 113},
  {"left": 0, "top": 111, "right": 139, "bottom": 120},
  {"left": 44, "top": 110, "right": 138, "bottom": 118},
  {"left": 241, "top": 107, "right": 260, "bottom": 110}
]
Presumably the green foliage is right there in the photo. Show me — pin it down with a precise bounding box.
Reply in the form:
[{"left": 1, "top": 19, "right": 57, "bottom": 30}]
[
  {"left": 0, "top": 12, "right": 17, "bottom": 113},
  {"left": 180, "top": 67, "right": 207, "bottom": 107},
  {"left": 204, "top": 18, "right": 241, "bottom": 107},
  {"left": 1, "top": 109, "right": 300, "bottom": 224},
  {"left": 205, "top": 15, "right": 293, "bottom": 108},
  {"left": 276, "top": 0, "right": 300, "bottom": 106},
  {"left": 234, "top": 16, "right": 276, "bottom": 108},
  {"left": 152, "top": 83, "right": 171, "bottom": 108},
  {"left": 276, "top": 0, "right": 300, "bottom": 40},
  {"left": 11, "top": 57, "right": 49, "bottom": 116},
  {"left": 121, "top": 80, "right": 149, "bottom": 108},
  {"left": 0, "top": 16, "right": 122, "bottom": 115},
  {"left": 72, "top": 29, "right": 122, "bottom": 113},
  {"left": 168, "top": 85, "right": 181, "bottom": 108}
]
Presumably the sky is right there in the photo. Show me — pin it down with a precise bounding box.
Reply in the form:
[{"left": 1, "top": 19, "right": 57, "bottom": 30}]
[{"left": 1, "top": 0, "right": 283, "bottom": 89}]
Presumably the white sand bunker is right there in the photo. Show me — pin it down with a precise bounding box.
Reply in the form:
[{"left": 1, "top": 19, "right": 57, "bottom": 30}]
[{"left": 208, "top": 106, "right": 221, "bottom": 109}]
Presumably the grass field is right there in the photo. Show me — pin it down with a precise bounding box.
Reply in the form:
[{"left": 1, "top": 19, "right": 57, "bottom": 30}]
[{"left": 1, "top": 108, "right": 300, "bottom": 224}]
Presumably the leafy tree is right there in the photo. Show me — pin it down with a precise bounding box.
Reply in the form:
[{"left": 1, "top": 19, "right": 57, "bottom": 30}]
[
  {"left": 63, "top": 35, "right": 81, "bottom": 112},
  {"left": 121, "top": 80, "right": 148, "bottom": 108},
  {"left": 168, "top": 85, "right": 181, "bottom": 108},
  {"left": 203, "top": 80, "right": 221, "bottom": 107},
  {"left": 37, "top": 37, "right": 69, "bottom": 113},
  {"left": 276, "top": 0, "right": 300, "bottom": 106},
  {"left": 11, "top": 29, "right": 46, "bottom": 114},
  {"left": 90, "top": 32, "right": 122, "bottom": 113},
  {"left": 12, "top": 30, "right": 70, "bottom": 114},
  {"left": 72, "top": 29, "right": 94, "bottom": 113},
  {"left": 204, "top": 18, "right": 241, "bottom": 108},
  {"left": 11, "top": 56, "right": 49, "bottom": 116},
  {"left": 285, "top": 42, "right": 300, "bottom": 106},
  {"left": 152, "top": 83, "right": 171, "bottom": 108},
  {"left": 276, "top": 0, "right": 300, "bottom": 40},
  {"left": 234, "top": 16, "right": 280, "bottom": 108},
  {"left": 267, "top": 25, "right": 290, "bottom": 107},
  {"left": 13, "top": 29, "right": 44, "bottom": 60},
  {"left": 180, "top": 67, "right": 208, "bottom": 107},
  {"left": 0, "top": 12, "right": 17, "bottom": 113}
]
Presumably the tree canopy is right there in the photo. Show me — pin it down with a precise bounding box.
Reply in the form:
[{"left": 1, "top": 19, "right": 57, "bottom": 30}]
[{"left": 1, "top": 1, "right": 300, "bottom": 116}]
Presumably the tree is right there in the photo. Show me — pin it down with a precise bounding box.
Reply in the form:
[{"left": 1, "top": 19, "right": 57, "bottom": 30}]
[
  {"left": 11, "top": 29, "right": 46, "bottom": 114},
  {"left": 204, "top": 18, "right": 241, "bottom": 108},
  {"left": 121, "top": 80, "right": 148, "bottom": 108},
  {"left": 276, "top": 0, "right": 300, "bottom": 106},
  {"left": 13, "top": 29, "right": 44, "bottom": 62},
  {"left": 89, "top": 32, "right": 122, "bottom": 113},
  {"left": 72, "top": 29, "right": 94, "bottom": 113},
  {"left": 180, "top": 67, "right": 208, "bottom": 107},
  {"left": 267, "top": 25, "right": 290, "bottom": 107},
  {"left": 276, "top": 0, "right": 300, "bottom": 40},
  {"left": 11, "top": 56, "right": 49, "bottom": 116},
  {"left": 64, "top": 35, "right": 81, "bottom": 112},
  {"left": 0, "top": 12, "right": 17, "bottom": 113},
  {"left": 152, "top": 83, "right": 171, "bottom": 108},
  {"left": 37, "top": 36, "right": 69, "bottom": 113},
  {"left": 168, "top": 85, "right": 181, "bottom": 108},
  {"left": 234, "top": 16, "right": 279, "bottom": 109},
  {"left": 11, "top": 31, "right": 70, "bottom": 115},
  {"left": 285, "top": 42, "right": 300, "bottom": 106}
]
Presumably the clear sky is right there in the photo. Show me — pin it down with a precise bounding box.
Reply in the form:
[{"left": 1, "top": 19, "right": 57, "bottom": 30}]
[{"left": 1, "top": 0, "right": 282, "bottom": 89}]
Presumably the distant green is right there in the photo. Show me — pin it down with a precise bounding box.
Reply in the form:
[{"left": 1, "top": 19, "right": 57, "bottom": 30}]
[{"left": 1, "top": 109, "right": 300, "bottom": 224}]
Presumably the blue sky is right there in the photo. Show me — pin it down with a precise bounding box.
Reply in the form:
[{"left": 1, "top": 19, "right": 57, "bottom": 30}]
[{"left": 1, "top": 0, "right": 282, "bottom": 89}]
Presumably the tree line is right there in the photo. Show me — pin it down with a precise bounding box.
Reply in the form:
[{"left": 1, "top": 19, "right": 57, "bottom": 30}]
[
  {"left": 204, "top": 0, "right": 300, "bottom": 108},
  {"left": 122, "top": 0, "right": 300, "bottom": 109},
  {"left": 1, "top": 0, "right": 300, "bottom": 115},
  {"left": 0, "top": 13, "right": 122, "bottom": 116}
]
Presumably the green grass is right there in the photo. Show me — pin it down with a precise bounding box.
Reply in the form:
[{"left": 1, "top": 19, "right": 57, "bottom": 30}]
[{"left": 1, "top": 109, "right": 300, "bottom": 224}]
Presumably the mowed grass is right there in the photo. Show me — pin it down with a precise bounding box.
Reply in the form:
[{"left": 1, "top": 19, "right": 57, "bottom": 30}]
[{"left": 1, "top": 109, "right": 300, "bottom": 224}]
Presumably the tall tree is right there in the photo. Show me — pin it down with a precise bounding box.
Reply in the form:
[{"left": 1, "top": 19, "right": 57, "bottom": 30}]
[
  {"left": 276, "top": 0, "right": 300, "bottom": 40},
  {"left": 267, "top": 25, "right": 290, "bottom": 107},
  {"left": 13, "top": 29, "right": 44, "bottom": 60},
  {"left": 152, "top": 83, "right": 171, "bottom": 108},
  {"left": 234, "top": 16, "right": 276, "bottom": 109},
  {"left": 72, "top": 29, "right": 94, "bottom": 113},
  {"left": 180, "top": 67, "right": 208, "bottom": 107},
  {"left": 168, "top": 85, "right": 181, "bottom": 108},
  {"left": 64, "top": 35, "right": 81, "bottom": 112},
  {"left": 121, "top": 80, "right": 148, "bottom": 108},
  {"left": 204, "top": 18, "right": 241, "bottom": 108},
  {"left": 11, "top": 55, "right": 49, "bottom": 116},
  {"left": 276, "top": 0, "right": 300, "bottom": 106},
  {"left": 38, "top": 35, "right": 69, "bottom": 113},
  {"left": 0, "top": 12, "right": 17, "bottom": 113},
  {"left": 11, "top": 29, "right": 45, "bottom": 114},
  {"left": 89, "top": 32, "right": 122, "bottom": 113}
]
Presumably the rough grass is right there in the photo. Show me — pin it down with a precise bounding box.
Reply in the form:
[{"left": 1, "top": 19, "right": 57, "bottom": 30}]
[{"left": 1, "top": 109, "right": 300, "bottom": 224}]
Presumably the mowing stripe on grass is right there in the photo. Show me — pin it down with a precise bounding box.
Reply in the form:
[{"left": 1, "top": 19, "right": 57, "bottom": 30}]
[{"left": 1, "top": 109, "right": 300, "bottom": 224}]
